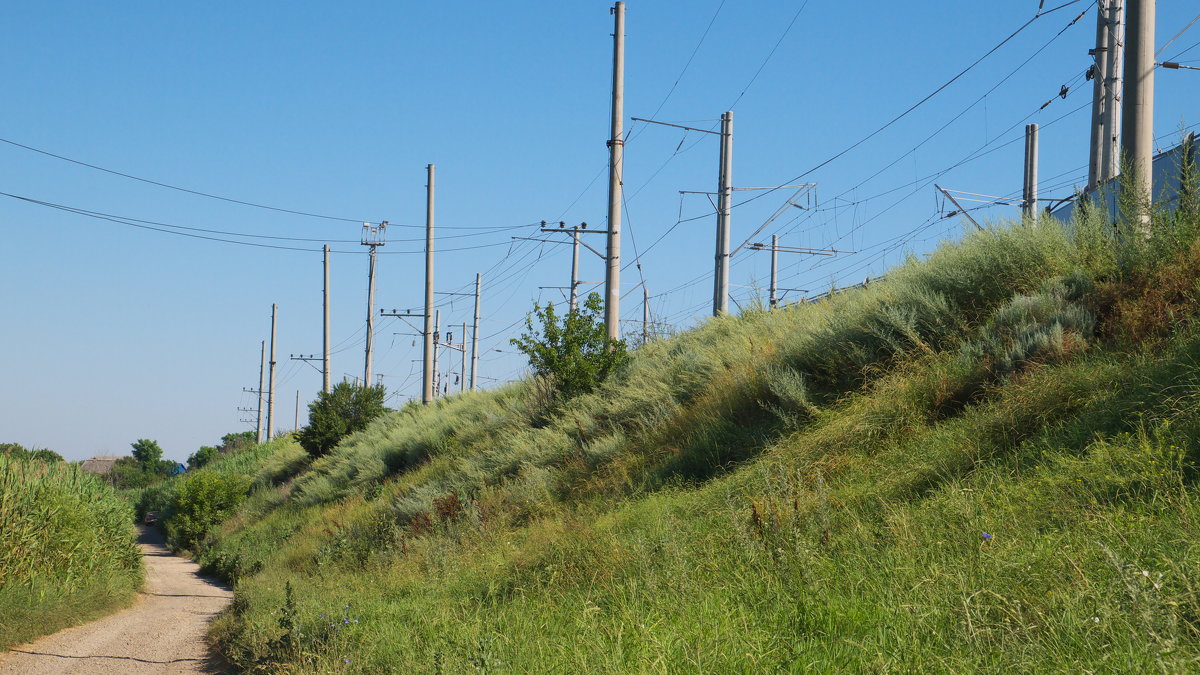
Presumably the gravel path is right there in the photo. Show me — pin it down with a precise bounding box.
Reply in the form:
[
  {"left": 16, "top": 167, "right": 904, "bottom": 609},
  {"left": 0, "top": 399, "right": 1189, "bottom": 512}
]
[{"left": 0, "top": 526, "right": 232, "bottom": 674}]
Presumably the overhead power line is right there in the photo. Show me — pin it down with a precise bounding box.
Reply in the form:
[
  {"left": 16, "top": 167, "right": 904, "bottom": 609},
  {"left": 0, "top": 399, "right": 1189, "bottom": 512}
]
[
  {"left": 0, "top": 135, "right": 523, "bottom": 231},
  {"left": 1, "top": 190, "right": 532, "bottom": 254},
  {"left": 0, "top": 136, "right": 377, "bottom": 224},
  {"left": 730, "top": 0, "right": 1090, "bottom": 211}
]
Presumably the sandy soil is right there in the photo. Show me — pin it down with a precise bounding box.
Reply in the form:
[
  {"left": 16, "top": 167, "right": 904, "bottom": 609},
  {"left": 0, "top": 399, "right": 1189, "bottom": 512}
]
[{"left": 0, "top": 526, "right": 232, "bottom": 674}]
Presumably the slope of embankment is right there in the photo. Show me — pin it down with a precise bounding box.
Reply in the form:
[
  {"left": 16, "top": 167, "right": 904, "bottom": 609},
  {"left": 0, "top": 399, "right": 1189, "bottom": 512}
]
[{"left": 193, "top": 208, "right": 1200, "bottom": 671}]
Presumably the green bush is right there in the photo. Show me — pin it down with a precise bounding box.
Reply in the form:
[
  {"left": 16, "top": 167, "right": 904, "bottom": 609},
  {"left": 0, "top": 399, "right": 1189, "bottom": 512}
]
[
  {"left": 163, "top": 472, "right": 251, "bottom": 550},
  {"left": 298, "top": 382, "right": 388, "bottom": 457},
  {"left": 511, "top": 292, "right": 630, "bottom": 401}
]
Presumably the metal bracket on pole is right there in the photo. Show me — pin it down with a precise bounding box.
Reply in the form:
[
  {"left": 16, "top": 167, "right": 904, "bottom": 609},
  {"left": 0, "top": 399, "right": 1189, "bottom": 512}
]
[{"left": 935, "top": 185, "right": 984, "bottom": 230}]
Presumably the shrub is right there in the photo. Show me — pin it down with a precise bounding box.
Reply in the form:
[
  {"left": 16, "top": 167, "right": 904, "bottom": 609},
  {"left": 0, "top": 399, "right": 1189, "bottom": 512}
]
[
  {"left": 163, "top": 472, "right": 251, "bottom": 550},
  {"left": 511, "top": 292, "right": 630, "bottom": 401},
  {"left": 298, "top": 382, "right": 388, "bottom": 458}
]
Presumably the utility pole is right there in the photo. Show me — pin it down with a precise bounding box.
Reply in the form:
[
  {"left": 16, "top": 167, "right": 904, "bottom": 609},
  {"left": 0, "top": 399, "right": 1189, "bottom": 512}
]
[
  {"left": 323, "top": 244, "right": 331, "bottom": 394},
  {"left": 749, "top": 240, "right": 846, "bottom": 307},
  {"left": 294, "top": 390, "right": 300, "bottom": 430},
  {"left": 268, "top": 303, "right": 277, "bottom": 442},
  {"left": 1088, "top": 0, "right": 1111, "bottom": 191},
  {"left": 1102, "top": 0, "right": 1125, "bottom": 185},
  {"left": 642, "top": 285, "right": 650, "bottom": 345},
  {"left": 769, "top": 234, "right": 779, "bottom": 309},
  {"left": 1023, "top": 124, "right": 1039, "bottom": 221},
  {"left": 423, "top": 165, "right": 436, "bottom": 404},
  {"left": 1121, "top": 0, "right": 1155, "bottom": 229},
  {"left": 361, "top": 222, "right": 387, "bottom": 388},
  {"left": 714, "top": 110, "right": 734, "bottom": 316},
  {"left": 432, "top": 309, "right": 441, "bottom": 399},
  {"left": 570, "top": 226, "right": 581, "bottom": 313},
  {"left": 471, "top": 273, "right": 481, "bottom": 391},
  {"left": 604, "top": 1, "right": 625, "bottom": 342},
  {"left": 460, "top": 323, "right": 467, "bottom": 394},
  {"left": 256, "top": 340, "right": 266, "bottom": 443}
]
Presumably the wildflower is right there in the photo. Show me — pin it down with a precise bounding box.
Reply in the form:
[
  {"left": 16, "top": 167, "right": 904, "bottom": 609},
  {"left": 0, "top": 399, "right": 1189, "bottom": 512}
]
[
  {"left": 981, "top": 532, "right": 993, "bottom": 541},
  {"left": 1092, "top": 616, "right": 1100, "bottom": 623},
  {"left": 345, "top": 658, "right": 351, "bottom": 664}
]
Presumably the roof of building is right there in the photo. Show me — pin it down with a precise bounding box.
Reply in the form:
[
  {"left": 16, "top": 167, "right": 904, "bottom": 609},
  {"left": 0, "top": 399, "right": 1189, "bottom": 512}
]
[{"left": 80, "top": 456, "right": 123, "bottom": 475}]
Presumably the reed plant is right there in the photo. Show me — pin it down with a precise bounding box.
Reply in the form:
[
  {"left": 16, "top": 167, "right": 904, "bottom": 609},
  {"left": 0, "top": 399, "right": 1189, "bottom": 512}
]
[{"left": 0, "top": 455, "right": 141, "bottom": 649}]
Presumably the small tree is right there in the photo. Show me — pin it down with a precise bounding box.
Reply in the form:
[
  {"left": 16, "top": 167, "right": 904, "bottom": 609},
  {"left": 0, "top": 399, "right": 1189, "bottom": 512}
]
[
  {"left": 297, "top": 382, "right": 388, "bottom": 457},
  {"left": 510, "top": 292, "right": 629, "bottom": 401},
  {"left": 219, "top": 431, "right": 256, "bottom": 452},
  {"left": 131, "top": 439, "right": 164, "bottom": 466},
  {"left": 187, "top": 445, "right": 220, "bottom": 470}
]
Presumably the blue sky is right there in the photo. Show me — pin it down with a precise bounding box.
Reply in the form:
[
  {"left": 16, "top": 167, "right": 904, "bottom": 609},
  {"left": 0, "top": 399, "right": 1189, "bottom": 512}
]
[{"left": 3, "top": 1, "right": 1198, "bottom": 462}]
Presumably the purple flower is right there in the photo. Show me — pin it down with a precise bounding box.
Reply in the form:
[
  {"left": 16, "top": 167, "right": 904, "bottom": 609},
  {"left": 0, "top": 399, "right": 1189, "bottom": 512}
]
[
  {"left": 981, "top": 532, "right": 993, "bottom": 541},
  {"left": 345, "top": 658, "right": 351, "bottom": 664}
]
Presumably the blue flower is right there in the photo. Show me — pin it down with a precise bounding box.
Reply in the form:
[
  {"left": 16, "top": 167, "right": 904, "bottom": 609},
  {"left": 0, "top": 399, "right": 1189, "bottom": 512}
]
[{"left": 981, "top": 532, "right": 993, "bottom": 541}]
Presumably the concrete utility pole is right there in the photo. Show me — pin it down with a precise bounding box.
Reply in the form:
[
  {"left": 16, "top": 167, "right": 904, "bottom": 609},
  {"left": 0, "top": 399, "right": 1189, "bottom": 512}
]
[
  {"left": 323, "top": 244, "right": 331, "bottom": 394},
  {"left": 460, "top": 323, "right": 467, "bottom": 394},
  {"left": 1102, "top": 0, "right": 1125, "bottom": 184},
  {"left": 769, "top": 234, "right": 779, "bottom": 309},
  {"left": 1023, "top": 124, "right": 1040, "bottom": 221},
  {"left": 256, "top": 340, "right": 266, "bottom": 444},
  {"left": 268, "top": 303, "right": 277, "bottom": 442},
  {"left": 641, "top": 285, "right": 650, "bottom": 345},
  {"left": 432, "top": 309, "right": 441, "bottom": 399},
  {"left": 423, "top": 164, "right": 436, "bottom": 404},
  {"left": 1121, "top": 0, "right": 1155, "bottom": 228},
  {"left": 294, "top": 390, "right": 300, "bottom": 430},
  {"left": 1088, "top": 0, "right": 1111, "bottom": 191},
  {"left": 604, "top": 1, "right": 625, "bottom": 342},
  {"left": 471, "top": 273, "right": 481, "bottom": 391},
  {"left": 361, "top": 222, "right": 387, "bottom": 388},
  {"left": 570, "top": 226, "right": 581, "bottom": 313},
  {"left": 714, "top": 110, "right": 733, "bottom": 316}
]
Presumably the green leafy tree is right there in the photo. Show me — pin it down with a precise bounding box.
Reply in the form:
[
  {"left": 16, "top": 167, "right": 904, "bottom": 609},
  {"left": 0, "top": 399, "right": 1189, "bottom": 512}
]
[
  {"left": 131, "top": 439, "right": 164, "bottom": 466},
  {"left": 219, "top": 431, "right": 256, "bottom": 452},
  {"left": 111, "top": 457, "right": 153, "bottom": 489},
  {"left": 163, "top": 472, "right": 250, "bottom": 550},
  {"left": 0, "top": 443, "right": 62, "bottom": 462},
  {"left": 187, "top": 445, "right": 220, "bottom": 470},
  {"left": 28, "top": 448, "right": 64, "bottom": 463},
  {"left": 297, "top": 382, "right": 388, "bottom": 457},
  {"left": 510, "top": 292, "right": 630, "bottom": 400}
]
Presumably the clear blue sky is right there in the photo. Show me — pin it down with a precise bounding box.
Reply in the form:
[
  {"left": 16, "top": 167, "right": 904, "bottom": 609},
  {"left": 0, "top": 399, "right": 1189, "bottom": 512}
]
[{"left": 3, "top": 1, "right": 1198, "bottom": 462}]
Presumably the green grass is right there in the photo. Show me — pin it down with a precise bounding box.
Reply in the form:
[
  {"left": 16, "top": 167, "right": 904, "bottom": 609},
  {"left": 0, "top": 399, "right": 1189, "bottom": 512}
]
[
  {"left": 0, "top": 456, "right": 142, "bottom": 650},
  {"left": 183, "top": 205, "right": 1200, "bottom": 672}
]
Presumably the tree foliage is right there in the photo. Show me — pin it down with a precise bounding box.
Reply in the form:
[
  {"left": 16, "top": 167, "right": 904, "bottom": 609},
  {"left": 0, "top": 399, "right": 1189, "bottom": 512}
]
[
  {"left": 297, "top": 382, "right": 388, "bottom": 457},
  {"left": 510, "top": 292, "right": 630, "bottom": 400},
  {"left": 187, "top": 445, "right": 221, "bottom": 470},
  {"left": 163, "top": 472, "right": 250, "bottom": 550},
  {"left": 131, "top": 438, "right": 164, "bottom": 465},
  {"left": 220, "top": 431, "right": 256, "bottom": 452},
  {"left": 0, "top": 443, "right": 63, "bottom": 463}
]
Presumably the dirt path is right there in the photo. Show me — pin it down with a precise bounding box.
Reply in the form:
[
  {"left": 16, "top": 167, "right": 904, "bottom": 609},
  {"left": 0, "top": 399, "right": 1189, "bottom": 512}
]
[{"left": 0, "top": 526, "right": 232, "bottom": 674}]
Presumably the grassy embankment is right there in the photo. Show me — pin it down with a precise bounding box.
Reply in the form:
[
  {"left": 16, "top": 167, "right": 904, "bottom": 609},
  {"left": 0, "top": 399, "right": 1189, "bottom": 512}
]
[
  {"left": 0, "top": 456, "right": 142, "bottom": 650},
  {"left": 183, "top": 199, "right": 1200, "bottom": 671}
]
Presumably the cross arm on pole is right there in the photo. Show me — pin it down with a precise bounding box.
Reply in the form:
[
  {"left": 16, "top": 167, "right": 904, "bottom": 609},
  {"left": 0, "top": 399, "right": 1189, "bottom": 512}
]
[
  {"left": 934, "top": 184, "right": 984, "bottom": 231},
  {"left": 511, "top": 236, "right": 605, "bottom": 259},
  {"left": 630, "top": 117, "right": 721, "bottom": 135}
]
